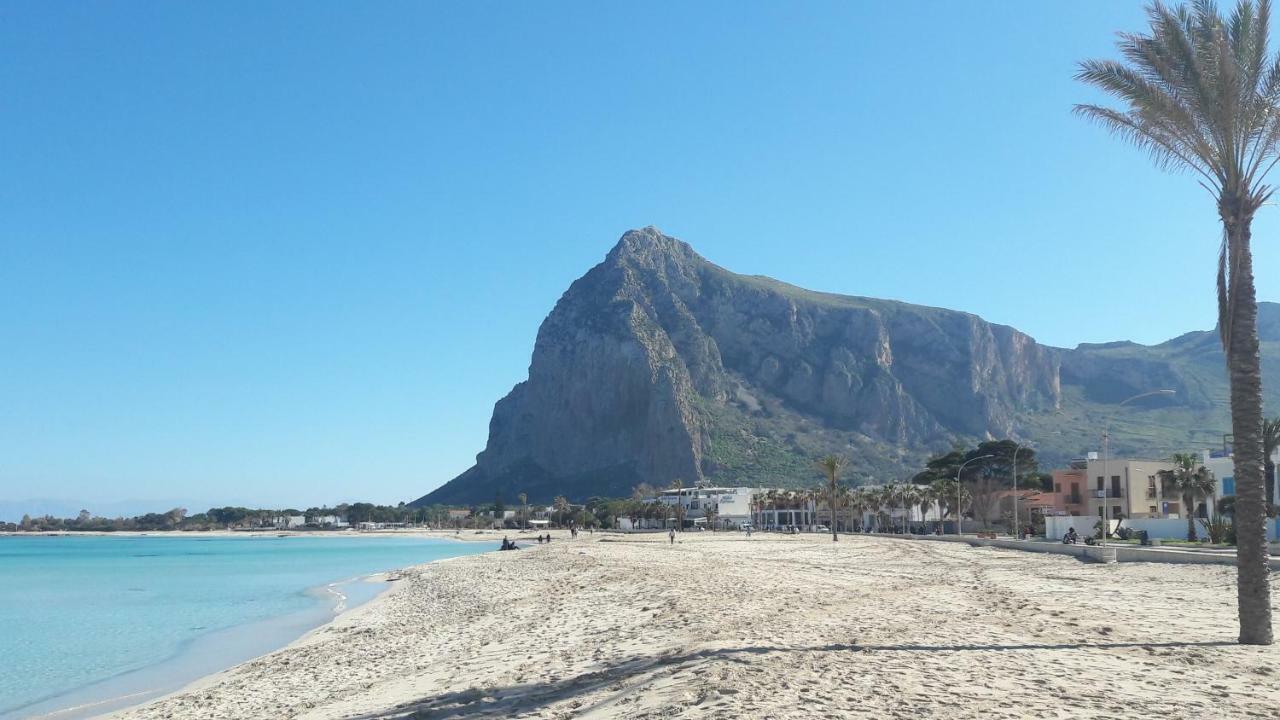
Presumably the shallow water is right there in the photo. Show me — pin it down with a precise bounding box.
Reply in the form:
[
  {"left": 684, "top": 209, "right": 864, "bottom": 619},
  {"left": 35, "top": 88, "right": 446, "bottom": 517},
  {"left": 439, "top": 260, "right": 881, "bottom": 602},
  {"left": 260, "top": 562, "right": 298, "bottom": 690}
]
[{"left": 0, "top": 534, "right": 489, "bottom": 719}]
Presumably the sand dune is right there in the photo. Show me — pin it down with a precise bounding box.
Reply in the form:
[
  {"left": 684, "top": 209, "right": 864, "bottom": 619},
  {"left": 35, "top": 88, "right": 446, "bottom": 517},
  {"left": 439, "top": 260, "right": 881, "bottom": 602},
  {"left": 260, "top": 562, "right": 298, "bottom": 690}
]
[{"left": 109, "top": 531, "right": 1280, "bottom": 719}]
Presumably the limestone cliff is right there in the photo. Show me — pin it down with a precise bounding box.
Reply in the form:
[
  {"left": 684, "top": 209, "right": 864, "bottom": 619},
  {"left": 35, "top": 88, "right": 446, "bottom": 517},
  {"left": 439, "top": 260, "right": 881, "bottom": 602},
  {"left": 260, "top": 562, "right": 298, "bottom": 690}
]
[{"left": 417, "top": 228, "right": 1086, "bottom": 504}]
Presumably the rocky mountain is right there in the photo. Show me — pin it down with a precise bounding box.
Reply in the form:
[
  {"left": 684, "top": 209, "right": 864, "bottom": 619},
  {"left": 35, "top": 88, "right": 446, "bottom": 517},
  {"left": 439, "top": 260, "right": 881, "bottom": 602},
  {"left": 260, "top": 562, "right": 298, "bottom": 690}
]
[{"left": 414, "top": 227, "right": 1280, "bottom": 505}]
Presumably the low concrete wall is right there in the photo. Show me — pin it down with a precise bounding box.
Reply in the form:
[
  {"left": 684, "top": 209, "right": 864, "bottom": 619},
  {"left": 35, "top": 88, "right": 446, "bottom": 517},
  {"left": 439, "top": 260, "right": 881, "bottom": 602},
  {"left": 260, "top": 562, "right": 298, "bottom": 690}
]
[
  {"left": 864, "top": 532, "right": 1280, "bottom": 568},
  {"left": 1120, "top": 518, "right": 1197, "bottom": 540},
  {"left": 1049, "top": 516, "right": 1280, "bottom": 542}
]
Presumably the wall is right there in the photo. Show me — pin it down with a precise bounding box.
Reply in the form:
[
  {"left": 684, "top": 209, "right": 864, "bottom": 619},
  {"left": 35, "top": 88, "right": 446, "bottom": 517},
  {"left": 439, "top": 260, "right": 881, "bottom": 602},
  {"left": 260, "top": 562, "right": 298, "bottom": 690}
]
[
  {"left": 1119, "top": 517, "right": 1197, "bottom": 540},
  {"left": 1045, "top": 515, "right": 1114, "bottom": 540},
  {"left": 1048, "top": 515, "right": 1280, "bottom": 541}
]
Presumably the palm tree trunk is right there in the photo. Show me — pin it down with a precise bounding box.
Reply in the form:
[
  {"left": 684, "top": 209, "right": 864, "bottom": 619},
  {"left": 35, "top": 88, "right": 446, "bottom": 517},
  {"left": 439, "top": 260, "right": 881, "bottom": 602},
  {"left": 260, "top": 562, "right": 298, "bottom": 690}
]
[
  {"left": 1266, "top": 460, "right": 1275, "bottom": 514},
  {"left": 1225, "top": 216, "right": 1274, "bottom": 645}
]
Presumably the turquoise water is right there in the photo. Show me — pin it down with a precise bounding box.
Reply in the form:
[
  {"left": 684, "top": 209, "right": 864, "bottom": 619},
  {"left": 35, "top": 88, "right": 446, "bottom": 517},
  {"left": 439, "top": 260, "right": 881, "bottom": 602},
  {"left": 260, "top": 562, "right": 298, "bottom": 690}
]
[{"left": 0, "top": 534, "right": 489, "bottom": 719}]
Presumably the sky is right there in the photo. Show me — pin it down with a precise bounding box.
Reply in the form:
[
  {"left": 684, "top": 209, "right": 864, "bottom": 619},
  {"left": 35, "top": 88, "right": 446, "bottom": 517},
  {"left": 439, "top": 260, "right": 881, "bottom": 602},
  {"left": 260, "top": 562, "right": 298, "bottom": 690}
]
[{"left": 3, "top": 1, "right": 1277, "bottom": 512}]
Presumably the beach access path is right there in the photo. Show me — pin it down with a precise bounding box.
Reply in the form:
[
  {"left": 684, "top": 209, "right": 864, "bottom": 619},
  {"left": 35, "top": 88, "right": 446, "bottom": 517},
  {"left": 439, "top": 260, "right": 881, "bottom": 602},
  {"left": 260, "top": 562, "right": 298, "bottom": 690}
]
[{"left": 109, "top": 530, "right": 1280, "bottom": 719}]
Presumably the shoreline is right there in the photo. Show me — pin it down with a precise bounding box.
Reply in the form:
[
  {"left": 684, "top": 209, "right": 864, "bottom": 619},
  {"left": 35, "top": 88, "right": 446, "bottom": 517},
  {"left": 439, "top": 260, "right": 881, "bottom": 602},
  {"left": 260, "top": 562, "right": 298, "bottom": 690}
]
[
  {"left": 93, "top": 530, "right": 520, "bottom": 719},
  {"left": 4, "top": 533, "right": 504, "bottom": 720},
  {"left": 22, "top": 575, "right": 389, "bottom": 720},
  {"left": 103, "top": 530, "right": 1280, "bottom": 720},
  {"left": 1, "top": 528, "right": 528, "bottom": 542}
]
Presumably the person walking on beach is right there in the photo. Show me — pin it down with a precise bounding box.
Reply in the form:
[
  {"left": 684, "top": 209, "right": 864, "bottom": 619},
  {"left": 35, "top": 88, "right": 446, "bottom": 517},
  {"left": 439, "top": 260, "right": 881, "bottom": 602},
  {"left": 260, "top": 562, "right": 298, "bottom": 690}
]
[{"left": 668, "top": 528, "right": 675, "bottom": 545}]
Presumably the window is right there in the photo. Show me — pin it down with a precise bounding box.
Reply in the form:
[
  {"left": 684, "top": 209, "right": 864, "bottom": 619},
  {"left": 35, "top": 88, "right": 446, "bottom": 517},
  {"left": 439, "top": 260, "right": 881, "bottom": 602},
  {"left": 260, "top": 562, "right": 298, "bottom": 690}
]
[
  {"left": 1096, "top": 476, "right": 1104, "bottom": 491},
  {"left": 1149, "top": 506, "right": 1158, "bottom": 515},
  {"left": 1054, "top": 483, "right": 1062, "bottom": 493},
  {"left": 1111, "top": 476, "right": 1122, "bottom": 497},
  {"left": 1098, "top": 507, "right": 1104, "bottom": 517},
  {"left": 1223, "top": 477, "right": 1236, "bottom": 496}
]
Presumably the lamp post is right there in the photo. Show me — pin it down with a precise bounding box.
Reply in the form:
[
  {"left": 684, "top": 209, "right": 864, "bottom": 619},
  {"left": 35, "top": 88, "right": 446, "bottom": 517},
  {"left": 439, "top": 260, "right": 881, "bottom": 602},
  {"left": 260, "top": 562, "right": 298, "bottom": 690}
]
[
  {"left": 1012, "top": 444, "right": 1025, "bottom": 539},
  {"left": 956, "top": 454, "right": 995, "bottom": 535},
  {"left": 1100, "top": 389, "right": 1176, "bottom": 547}
]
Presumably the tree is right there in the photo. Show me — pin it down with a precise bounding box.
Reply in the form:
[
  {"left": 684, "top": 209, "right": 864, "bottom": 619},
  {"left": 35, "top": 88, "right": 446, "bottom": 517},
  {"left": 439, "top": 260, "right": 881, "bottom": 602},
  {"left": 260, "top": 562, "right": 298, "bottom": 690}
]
[
  {"left": 518, "top": 492, "right": 529, "bottom": 529},
  {"left": 816, "top": 455, "right": 848, "bottom": 542},
  {"left": 1077, "top": 0, "right": 1277, "bottom": 644},
  {"left": 898, "top": 483, "right": 920, "bottom": 533},
  {"left": 916, "top": 484, "right": 937, "bottom": 533},
  {"left": 1264, "top": 417, "right": 1280, "bottom": 514},
  {"left": 930, "top": 478, "right": 968, "bottom": 529},
  {"left": 1158, "top": 452, "right": 1219, "bottom": 542},
  {"left": 552, "top": 496, "right": 570, "bottom": 527}
]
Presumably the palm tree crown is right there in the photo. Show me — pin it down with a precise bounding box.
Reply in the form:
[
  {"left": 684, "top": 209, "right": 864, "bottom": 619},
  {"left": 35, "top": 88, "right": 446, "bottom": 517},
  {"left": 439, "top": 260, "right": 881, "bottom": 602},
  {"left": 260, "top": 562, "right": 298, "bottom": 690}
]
[{"left": 1158, "top": 452, "right": 1218, "bottom": 541}]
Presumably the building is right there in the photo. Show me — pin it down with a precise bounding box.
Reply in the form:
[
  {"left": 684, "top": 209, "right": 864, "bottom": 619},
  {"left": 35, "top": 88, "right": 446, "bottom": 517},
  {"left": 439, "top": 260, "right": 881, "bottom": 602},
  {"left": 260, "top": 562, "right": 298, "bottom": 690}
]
[
  {"left": 1083, "top": 458, "right": 1176, "bottom": 520},
  {"left": 272, "top": 515, "right": 306, "bottom": 529},
  {"left": 1044, "top": 462, "right": 1090, "bottom": 516},
  {"left": 655, "top": 486, "right": 757, "bottom": 529},
  {"left": 1201, "top": 447, "right": 1280, "bottom": 510},
  {"left": 308, "top": 514, "right": 348, "bottom": 528}
]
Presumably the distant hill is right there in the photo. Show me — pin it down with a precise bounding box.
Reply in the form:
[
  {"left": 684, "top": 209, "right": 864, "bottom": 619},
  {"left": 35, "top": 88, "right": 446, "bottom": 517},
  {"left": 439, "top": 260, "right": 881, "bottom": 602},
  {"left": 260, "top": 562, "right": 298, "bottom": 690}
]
[
  {"left": 0, "top": 498, "right": 224, "bottom": 523},
  {"left": 414, "top": 227, "right": 1280, "bottom": 505}
]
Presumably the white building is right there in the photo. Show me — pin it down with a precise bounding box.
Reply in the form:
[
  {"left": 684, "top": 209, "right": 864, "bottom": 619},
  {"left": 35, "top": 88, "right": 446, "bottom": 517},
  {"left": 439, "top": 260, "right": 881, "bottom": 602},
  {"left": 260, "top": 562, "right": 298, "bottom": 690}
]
[
  {"left": 273, "top": 515, "right": 305, "bottom": 529},
  {"left": 309, "top": 514, "right": 348, "bottom": 528},
  {"left": 1201, "top": 448, "right": 1280, "bottom": 509},
  {"left": 655, "top": 486, "right": 756, "bottom": 529}
]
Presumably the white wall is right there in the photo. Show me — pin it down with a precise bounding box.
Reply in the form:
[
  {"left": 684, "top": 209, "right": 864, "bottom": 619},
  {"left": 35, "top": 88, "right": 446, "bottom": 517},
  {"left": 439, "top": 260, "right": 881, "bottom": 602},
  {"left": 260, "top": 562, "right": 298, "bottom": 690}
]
[
  {"left": 1045, "top": 515, "right": 1115, "bottom": 540},
  {"left": 1119, "top": 517, "right": 1197, "bottom": 540}
]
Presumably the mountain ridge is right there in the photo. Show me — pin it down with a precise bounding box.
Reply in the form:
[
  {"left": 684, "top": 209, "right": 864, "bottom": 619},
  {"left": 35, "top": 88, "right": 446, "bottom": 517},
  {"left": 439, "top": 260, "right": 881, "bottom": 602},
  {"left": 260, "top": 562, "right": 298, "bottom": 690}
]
[{"left": 414, "top": 227, "right": 1280, "bottom": 505}]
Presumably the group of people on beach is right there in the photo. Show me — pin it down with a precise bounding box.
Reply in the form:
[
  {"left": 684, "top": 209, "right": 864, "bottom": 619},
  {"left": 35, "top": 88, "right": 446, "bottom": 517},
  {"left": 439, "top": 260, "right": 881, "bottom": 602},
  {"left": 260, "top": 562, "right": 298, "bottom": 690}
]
[{"left": 535, "top": 533, "right": 551, "bottom": 543}]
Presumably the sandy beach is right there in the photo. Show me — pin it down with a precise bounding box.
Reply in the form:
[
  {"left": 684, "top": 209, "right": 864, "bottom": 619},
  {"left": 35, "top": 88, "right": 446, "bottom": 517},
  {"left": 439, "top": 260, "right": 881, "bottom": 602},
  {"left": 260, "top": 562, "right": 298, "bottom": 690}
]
[{"left": 107, "top": 530, "right": 1280, "bottom": 719}]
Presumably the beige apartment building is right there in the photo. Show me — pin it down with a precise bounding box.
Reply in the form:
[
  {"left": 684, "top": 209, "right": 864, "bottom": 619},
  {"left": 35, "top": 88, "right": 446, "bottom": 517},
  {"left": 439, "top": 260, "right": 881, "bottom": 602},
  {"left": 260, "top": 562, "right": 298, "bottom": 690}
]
[{"left": 1083, "top": 458, "right": 1177, "bottom": 520}]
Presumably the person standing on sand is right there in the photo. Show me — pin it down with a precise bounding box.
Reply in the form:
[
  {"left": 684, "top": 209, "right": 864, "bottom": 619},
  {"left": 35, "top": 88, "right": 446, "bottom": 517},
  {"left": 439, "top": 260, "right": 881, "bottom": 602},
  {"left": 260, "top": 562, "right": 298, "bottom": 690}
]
[{"left": 668, "top": 528, "right": 675, "bottom": 545}]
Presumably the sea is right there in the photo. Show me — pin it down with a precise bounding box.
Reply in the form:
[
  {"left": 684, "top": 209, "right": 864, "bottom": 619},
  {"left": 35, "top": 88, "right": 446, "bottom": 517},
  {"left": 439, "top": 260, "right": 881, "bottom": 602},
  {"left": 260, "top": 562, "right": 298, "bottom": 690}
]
[{"left": 0, "top": 533, "right": 490, "bottom": 719}]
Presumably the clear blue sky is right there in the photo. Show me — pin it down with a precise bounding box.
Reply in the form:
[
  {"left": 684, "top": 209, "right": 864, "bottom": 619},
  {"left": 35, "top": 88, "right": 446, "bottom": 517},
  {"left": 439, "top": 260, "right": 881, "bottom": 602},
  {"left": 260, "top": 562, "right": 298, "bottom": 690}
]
[{"left": 3, "top": 1, "right": 1276, "bottom": 510}]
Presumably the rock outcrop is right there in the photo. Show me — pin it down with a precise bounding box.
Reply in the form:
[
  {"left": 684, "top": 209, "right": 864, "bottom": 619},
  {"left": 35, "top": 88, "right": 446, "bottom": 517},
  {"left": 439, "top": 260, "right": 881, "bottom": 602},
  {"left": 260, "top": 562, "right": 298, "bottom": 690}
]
[
  {"left": 426, "top": 227, "right": 1225, "bottom": 505},
  {"left": 416, "top": 228, "right": 1280, "bottom": 505}
]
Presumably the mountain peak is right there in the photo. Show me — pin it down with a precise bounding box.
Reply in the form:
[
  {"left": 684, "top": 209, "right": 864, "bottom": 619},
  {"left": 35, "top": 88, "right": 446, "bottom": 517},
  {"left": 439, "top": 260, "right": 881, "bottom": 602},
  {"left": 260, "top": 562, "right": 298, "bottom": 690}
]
[{"left": 607, "top": 226, "right": 698, "bottom": 265}]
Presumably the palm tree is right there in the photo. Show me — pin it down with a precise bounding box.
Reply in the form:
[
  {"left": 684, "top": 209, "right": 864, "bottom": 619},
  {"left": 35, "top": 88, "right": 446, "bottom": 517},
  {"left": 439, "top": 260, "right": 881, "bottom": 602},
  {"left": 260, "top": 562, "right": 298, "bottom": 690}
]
[
  {"left": 864, "top": 488, "right": 885, "bottom": 532},
  {"left": 916, "top": 484, "right": 937, "bottom": 533},
  {"left": 930, "top": 478, "right": 968, "bottom": 531},
  {"left": 552, "top": 495, "right": 570, "bottom": 528},
  {"left": 1264, "top": 417, "right": 1280, "bottom": 514},
  {"left": 898, "top": 484, "right": 921, "bottom": 533},
  {"left": 847, "top": 488, "right": 866, "bottom": 531},
  {"left": 1158, "top": 452, "right": 1219, "bottom": 542},
  {"left": 881, "top": 485, "right": 902, "bottom": 533},
  {"left": 1076, "top": 0, "right": 1276, "bottom": 644},
  {"left": 518, "top": 492, "right": 529, "bottom": 530},
  {"left": 816, "top": 455, "right": 848, "bottom": 542}
]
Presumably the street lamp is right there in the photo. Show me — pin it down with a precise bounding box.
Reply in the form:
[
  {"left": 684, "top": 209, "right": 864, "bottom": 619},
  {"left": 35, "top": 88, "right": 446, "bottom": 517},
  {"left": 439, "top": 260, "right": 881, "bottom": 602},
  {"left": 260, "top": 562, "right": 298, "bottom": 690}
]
[
  {"left": 1099, "top": 389, "right": 1176, "bottom": 547},
  {"left": 956, "top": 454, "right": 995, "bottom": 535},
  {"left": 1012, "top": 443, "right": 1028, "bottom": 539}
]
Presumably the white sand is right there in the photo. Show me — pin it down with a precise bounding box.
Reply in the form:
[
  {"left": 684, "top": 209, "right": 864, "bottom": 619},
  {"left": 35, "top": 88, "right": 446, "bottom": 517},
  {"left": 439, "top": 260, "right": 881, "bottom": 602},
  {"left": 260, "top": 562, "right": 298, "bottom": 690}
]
[{"left": 107, "top": 531, "right": 1280, "bottom": 719}]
